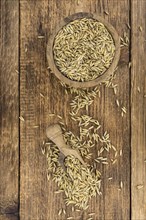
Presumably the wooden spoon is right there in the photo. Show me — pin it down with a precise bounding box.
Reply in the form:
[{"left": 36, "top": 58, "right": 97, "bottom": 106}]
[{"left": 46, "top": 124, "right": 86, "bottom": 168}]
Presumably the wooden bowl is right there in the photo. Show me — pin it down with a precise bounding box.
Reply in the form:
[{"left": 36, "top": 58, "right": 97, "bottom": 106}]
[{"left": 47, "top": 12, "right": 120, "bottom": 88}]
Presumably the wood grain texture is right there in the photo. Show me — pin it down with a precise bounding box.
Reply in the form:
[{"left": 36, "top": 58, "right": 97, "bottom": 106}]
[
  {"left": 96, "top": 1, "right": 130, "bottom": 220},
  {"left": 20, "top": 0, "right": 130, "bottom": 219},
  {"left": 0, "top": 214, "right": 18, "bottom": 220},
  {"left": 131, "top": 0, "right": 146, "bottom": 219},
  {"left": 0, "top": 0, "right": 19, "bottom": 219}
]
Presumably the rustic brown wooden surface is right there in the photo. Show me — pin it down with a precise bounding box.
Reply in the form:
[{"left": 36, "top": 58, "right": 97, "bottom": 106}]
[
  {"left": 20, "top": 0, "right": 130, "bottom": 220},
  {"left": 0, "top": 1, "right": 19, "bottom": 220},
  {"left": 131, "top": 0, "right": 146, "bottom": 219},
  {"left": 0, "top": 0, "right": 146, "bottom": 219}
]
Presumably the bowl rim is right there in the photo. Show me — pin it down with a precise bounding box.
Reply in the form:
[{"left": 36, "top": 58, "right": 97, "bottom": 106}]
[{"left": 47, "top": 12, "right": 120, "bottom": 88}]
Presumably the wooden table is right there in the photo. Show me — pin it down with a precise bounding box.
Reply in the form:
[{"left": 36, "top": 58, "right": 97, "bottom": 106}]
[{"left": 0, "top": 0, "right": 145, "bottom": 219}]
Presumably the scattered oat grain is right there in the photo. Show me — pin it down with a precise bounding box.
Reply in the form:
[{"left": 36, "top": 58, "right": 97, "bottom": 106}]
[
  {"left": 108, "top": 177, "right": 113, "bottom": 180},
  {"left": 104, "top": 10, "right": 109, "bottom": 15},
  {"left": 38, "top": 35, "right": 45, "bottom": 39},
  {"left": 58, "top": 209, "right": 62, "bottom": 215},
  {"left": 19, "top": 116, "right": 25, "bottom": 121},
  {"left": 139, "top": 26, "right": 143, "bottom": 32},
  {"left": 88, "top": 212, "right": 95, "bottom": 216},
  {"left": 67, "top": 217, "right": 73, "bottom": 219},
  {"left": 116, "top": 99, "right": 120, "bottom": 107},
  {"left": 137, "top": 87, "right": 141, "bottom": 92},
  {"left": 137, "top": 185, "right": 144, "bottom": 189},
  {"left": 126, "top": 23, "right": 131, "bottom": 29},
  {"left": 40, "top": 93, "right": 45, "bottom": 98}
]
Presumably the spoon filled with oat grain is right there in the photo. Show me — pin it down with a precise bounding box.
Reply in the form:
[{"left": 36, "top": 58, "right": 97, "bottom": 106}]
[{"left": 46, "top": 123, "right": 86, "bottom": 170}]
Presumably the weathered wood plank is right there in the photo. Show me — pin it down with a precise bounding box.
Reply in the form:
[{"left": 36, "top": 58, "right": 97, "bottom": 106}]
[
  {"left": 0, "top": 214, "right": 18, "bottom": 220},
  {"left": 131, "top": 0, "right": 146, "bottom": 219},
  {"left": 95, "top": 1, "right": 130, "bottom": 220},
  {"left": 20, "top": 0, "right": 130, "bottom": 219},
  {"left": 0, "top": 0, "right": 19, "bottom": 219}
]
